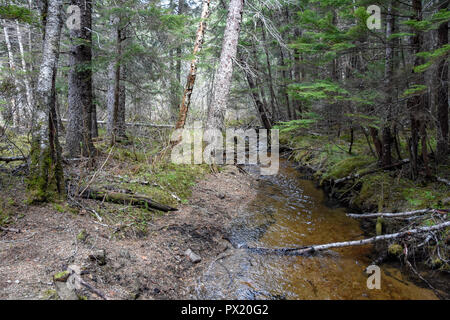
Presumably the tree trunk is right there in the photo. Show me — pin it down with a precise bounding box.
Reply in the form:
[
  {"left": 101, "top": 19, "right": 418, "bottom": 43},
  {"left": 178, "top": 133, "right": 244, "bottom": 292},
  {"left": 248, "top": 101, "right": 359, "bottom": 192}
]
[
  {"left": 28, "top": 0, "right": 64, "bottom": 202},
  {"left": 16, "top": 20, "right": 34, "bottom": 120},
  {"left": 260, "top": 22, "right": 279, "bottom": 122},
  {"left": 246, "top": 71, "right": 272, "bottom": 130},
  {"left": 2, "top": 20, "right": 24, "bottom": 126},
  {"left": 436, "top": 0, "right": 449, "bottom": 163},
  {"left": 206, "top": 0, "right": 244, "bottom": 132},
  {"left": 174, "top": 0, "right": 211, "bottom": 130},
  {"left": 279, "top": 45, "right": 293, "bottom": 120},
  {"left": 176, "top": 0, "right": 184, "bottom": 84},
  {"left": 66, "top": 0, "right": 96, "bottom": 158},
  {"left": 381, "top": 1, "right": 394, "bottom": 167},
  {"left": 107, "top": 15, "right": 122, "bottom": 144},
  {"left": 407, "top": 0, "right": 426, "bottom": 179}
]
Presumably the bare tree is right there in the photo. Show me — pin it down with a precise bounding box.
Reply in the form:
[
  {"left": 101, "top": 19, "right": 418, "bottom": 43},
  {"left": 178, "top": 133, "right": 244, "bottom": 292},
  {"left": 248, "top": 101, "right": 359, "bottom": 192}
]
[
  {"left": 174, "top": 0, "right": 211, "bottom": 130},
  {"left": 206, "top": 0, "right": 245, "bottom": 131}
]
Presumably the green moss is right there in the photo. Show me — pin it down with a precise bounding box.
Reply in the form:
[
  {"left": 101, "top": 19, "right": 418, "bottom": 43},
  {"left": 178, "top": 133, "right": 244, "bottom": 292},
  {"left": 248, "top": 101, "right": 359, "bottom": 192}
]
[
  {"left": 323, "top": 156, "right": 373, "bottom": 180},
  {"left": 388, "top": 243, "right": 403, "bottom": 257},
  {"left": 77, "top": 230, "right": 88, "bottom": 242},
  {"left": 27, "top": 139, "right": 64, "bottom": 204},
  {"left": 53, "top": 270, "right": 70, "bottom": 282},
  {"left": 376, "top": 216, "right": 384, "bottom": 235},
  {"left": 42, "top": 289, "right": 58, "bottom": 300},
  {"left": 53, "top": 203, "right": 65, "bottom": 213}
]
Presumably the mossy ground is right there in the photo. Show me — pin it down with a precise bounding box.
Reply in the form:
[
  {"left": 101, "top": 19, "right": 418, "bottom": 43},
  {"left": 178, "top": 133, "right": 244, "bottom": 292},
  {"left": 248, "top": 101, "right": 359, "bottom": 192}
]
[
  {"left": 0, "top": 127, "right": 209, "bottom": 236},
  {"left": 281, "top": 129, "right": 450, "bottom": 212}
]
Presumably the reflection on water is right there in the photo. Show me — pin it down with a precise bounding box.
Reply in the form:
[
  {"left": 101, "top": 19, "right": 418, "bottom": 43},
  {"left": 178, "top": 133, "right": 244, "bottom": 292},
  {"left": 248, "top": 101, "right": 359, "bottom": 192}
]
[{"left": 196, "top": 160, "right": 437, "bottom": 300}]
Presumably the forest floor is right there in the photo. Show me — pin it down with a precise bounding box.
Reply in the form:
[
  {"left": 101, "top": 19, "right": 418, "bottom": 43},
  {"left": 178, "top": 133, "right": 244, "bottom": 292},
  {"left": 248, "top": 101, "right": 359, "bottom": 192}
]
[
  {"left": 0, "top": 164, "right": 256, "bottom": 300},
  {"left": 0, "top": 129, "right": 259, "bottom": 300}
]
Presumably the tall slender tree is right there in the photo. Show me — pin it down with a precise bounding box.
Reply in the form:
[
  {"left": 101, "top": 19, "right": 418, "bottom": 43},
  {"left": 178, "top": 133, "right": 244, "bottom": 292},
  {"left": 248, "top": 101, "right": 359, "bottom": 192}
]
[{"left": 206, "top": 0, "right": 244, "bottom": 132}]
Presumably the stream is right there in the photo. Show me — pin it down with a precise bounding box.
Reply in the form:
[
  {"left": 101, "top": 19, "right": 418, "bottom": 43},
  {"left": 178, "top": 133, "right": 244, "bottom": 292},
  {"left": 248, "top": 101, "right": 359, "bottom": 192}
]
[{"left": 195, "top": 159, "right": 438, "bottom": 300}]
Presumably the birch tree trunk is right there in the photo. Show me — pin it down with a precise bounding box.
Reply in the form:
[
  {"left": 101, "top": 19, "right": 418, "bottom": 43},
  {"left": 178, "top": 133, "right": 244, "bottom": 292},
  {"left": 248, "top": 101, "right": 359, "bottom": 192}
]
[
  {"left": 2, "top": 20, "right": 24, "bottom": 126},
  {"left": 206, "top": 0, "right": 244, "bottom": 132},
  {"left": 28, "top": 0, "right": 64, "bottom": 202},
  {"left": 16, "top": 20, "right": 34, "bottom": 120},
  {"left": 174, "top": 0, "right": 211, "bottom": 130}
]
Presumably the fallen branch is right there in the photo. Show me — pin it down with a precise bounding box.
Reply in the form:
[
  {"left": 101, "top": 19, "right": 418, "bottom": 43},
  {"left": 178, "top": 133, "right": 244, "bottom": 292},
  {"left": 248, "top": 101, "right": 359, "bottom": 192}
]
[
  {"left": 242, "top": 221, "right": 450, "bottom": 256},
  {"left": 79, "top": 187, "right": 178, "bottom": 212},
  {"left": 0, "top": 226, "right": 21, "bottom": 233},
  {"left": 437, "top": 176, "right": 450, "bottom": 187},
  {"left": 61, "top": 119, "right": 175, "bottom": 128},
  {"left": 334, "top": 159, "right": 410, "bottom": 184},
  {"left": 346, "top": 208, "right": 447, "bottom": 219},
  {"left": 0, "top": 156, "right": 27, "bottom": 163},
  {"left": 79, "top": 146, "right": 114, "bottom": 197}
]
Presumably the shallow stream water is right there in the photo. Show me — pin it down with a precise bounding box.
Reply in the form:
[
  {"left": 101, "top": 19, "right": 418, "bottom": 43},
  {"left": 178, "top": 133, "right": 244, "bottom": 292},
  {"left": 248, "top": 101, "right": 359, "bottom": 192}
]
[{"left": 196, "top": 160, "right": 437, "bottom": 300}]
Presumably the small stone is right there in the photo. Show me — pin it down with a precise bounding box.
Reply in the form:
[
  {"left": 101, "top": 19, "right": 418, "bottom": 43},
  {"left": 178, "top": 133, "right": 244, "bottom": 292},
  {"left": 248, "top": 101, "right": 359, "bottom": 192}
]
[
  {"left": 217, "top": 193, "right": 226, "bottom": 199},
  {"left": 14, "top": 280, "right": 20, "bottom": 284},
  {"left": 89, "top": 249, "right": 107, "bottom": 266},
  {"left": 6, "top": 280, "right": 11, "bottom": 284},
  {"left": 184, "top": 249, "right": 201, "bottom": 263}
]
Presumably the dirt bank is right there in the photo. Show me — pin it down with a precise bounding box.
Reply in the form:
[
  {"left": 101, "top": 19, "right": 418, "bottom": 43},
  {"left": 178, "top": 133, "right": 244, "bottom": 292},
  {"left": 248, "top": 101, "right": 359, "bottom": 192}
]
[{"left": 0, "top": 165, "right": 257, "bottom": 300}]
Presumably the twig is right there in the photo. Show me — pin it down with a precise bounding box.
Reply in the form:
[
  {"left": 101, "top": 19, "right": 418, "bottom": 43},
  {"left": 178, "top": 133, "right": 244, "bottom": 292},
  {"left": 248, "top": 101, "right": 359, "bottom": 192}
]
[{"left": 79, "top": 146, "right": 114, "bottom": 197}]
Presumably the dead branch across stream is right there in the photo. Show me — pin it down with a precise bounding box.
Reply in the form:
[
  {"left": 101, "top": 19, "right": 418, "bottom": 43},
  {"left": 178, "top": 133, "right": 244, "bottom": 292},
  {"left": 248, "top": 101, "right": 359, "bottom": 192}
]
[
  {"left": 78, "top": 187, "right": 178, "bottom": 212},
  {"left": 241, "top": 221, "right": 450, "bottom": 256}
]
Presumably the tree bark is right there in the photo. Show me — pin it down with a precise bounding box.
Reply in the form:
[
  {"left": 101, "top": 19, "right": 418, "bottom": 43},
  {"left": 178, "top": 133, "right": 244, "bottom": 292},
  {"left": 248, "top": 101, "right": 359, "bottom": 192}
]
[
  {"left": 28, "top": 0, "right": 64, "bottom": 202},
  {"left": 174, "top": 0, "right": 211, "bottom": 130},
  {"left": 2, "top": 20, "right": 24, "bottom": 126},
  {"left": 107, "top": 14, "right": 122, "bottom": 144},
  {"left": 206, "top": 0, "right": 244, "bottom": 132},
  {"left": 16, "top": 20, "right": 34, "bottom": 120},
  {"left": 66, "top": 0, "right": 96, "bottom": 158},
  {"left": 407, "top": 0, "right": 426, "bottom": 179},
  {"left": 381, "top": 1, "right": 394, "bottom": 167}
]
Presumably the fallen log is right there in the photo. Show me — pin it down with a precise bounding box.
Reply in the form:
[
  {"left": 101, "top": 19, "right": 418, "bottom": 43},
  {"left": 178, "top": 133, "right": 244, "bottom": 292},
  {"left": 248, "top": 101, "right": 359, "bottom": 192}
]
[
  {"left": 242, "top": 221, "right": 450, "bottom": 256},
  {"left": 334, "top": 158, "right": 410, "bottom": 184},
  {"left": 79, "top": 187, "right": 177, "bottom": 212},
  {"left": 437, "top": 176, "right": 450, "bottom": 187},
  {"left": 61, "top": 119, "right": 175, "bottom": 128},
  {"left": 346, "top": 208, "right": 447, "bottom": 219},
  {"left": 0, "top": 226, "right": 21, "bottom": 233},
  {"left": 0, "top": 156, "right": 27, "bottom": 163}
]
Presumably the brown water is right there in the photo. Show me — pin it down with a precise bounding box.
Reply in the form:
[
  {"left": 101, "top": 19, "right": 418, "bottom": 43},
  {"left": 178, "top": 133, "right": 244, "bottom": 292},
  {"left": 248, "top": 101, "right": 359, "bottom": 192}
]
[{"left": 196, "top": 160, "right": 437, "bottom": 300}]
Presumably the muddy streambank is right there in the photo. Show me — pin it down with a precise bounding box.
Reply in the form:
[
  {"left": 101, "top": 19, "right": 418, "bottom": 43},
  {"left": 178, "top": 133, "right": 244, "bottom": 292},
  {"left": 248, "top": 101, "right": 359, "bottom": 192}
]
[{"left": 0, "top": 165, "right": 257, "bottom": 300}]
